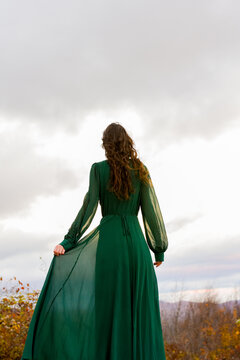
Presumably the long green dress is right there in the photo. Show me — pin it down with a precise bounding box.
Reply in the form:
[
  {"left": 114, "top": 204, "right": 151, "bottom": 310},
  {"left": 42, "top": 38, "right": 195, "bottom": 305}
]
[{"left": 21, "top": 159, "right": 168, "bottom": 360}]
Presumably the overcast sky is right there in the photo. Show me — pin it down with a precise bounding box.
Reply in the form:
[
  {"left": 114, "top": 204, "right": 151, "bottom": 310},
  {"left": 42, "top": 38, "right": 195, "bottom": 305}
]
[{"left": 1, "top": 0, "right": 240, "bottom": 303}]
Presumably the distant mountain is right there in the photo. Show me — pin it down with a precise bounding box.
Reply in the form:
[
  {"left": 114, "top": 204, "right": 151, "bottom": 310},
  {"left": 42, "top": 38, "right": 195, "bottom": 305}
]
[{"left": 158, "top": 299, "right": 240, "bottom": 318}]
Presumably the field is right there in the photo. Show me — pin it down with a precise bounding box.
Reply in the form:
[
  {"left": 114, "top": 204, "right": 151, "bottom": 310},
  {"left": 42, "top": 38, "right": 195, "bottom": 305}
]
[{"left": 0, "top": 276, "right": 239, "bottom": 360}]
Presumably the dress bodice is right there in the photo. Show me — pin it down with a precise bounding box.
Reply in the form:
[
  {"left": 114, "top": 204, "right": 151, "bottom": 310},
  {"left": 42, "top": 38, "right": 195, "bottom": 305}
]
[
  {"left": 98, "top": 160, "right": 141, "bottom": 217},
  {"left": 59, "top": 159, "right": 168, "bottom": 262}
]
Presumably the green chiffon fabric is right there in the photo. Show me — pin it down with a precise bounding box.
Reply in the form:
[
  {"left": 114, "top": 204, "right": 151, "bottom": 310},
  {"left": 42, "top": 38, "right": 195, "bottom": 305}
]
[{"left": 21, "top": 159, "right": 168, "bottom": 360}]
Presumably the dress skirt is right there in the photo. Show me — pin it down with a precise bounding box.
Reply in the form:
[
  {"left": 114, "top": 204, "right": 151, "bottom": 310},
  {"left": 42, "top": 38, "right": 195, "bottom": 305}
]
[{"left": 21, "top": 214, "right": 166, "bottom": 360}]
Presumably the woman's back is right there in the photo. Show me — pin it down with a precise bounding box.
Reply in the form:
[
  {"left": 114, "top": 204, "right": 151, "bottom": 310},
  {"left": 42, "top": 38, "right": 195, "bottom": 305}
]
[{"left": 98, "top": 159, "right": 141, "bottom": 217}]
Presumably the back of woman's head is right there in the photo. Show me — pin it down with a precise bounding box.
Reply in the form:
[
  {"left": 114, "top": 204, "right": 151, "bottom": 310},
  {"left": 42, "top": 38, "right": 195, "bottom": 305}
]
[{"left": 102, "top": 122, "right": 150, "bottom": 200}]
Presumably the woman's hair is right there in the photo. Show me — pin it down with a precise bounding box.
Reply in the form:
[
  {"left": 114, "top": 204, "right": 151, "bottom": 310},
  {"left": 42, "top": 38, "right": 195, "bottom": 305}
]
[{"left": 101, "top": 122, "right": 150, "bottom": 200}]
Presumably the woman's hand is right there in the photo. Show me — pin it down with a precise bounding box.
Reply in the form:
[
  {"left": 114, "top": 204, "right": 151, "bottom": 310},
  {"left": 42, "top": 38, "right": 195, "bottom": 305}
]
[
  {"left": 53, "top": 244, "right": 65, "bottom": 256},
  {"left": 154, "top": 261, "right": 163, "bottom": 267}
]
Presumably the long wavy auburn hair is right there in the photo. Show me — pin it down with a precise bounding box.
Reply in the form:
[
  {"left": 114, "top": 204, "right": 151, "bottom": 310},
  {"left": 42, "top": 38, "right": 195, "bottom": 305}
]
[{"left": 101, "top": 122, "right": 151, "bottom": 200}]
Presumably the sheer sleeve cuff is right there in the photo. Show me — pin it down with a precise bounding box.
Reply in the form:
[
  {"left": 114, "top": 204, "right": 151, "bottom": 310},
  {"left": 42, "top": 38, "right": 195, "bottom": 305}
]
[
  {"left": 154, "top": 252, "right": 164, "bottom": 262},
  {"left": 59, "top": 239, "right": 74, "bottom": 252}
]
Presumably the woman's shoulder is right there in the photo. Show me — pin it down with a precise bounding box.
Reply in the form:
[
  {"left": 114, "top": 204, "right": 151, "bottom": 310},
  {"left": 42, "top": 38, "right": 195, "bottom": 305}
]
[
  {"left": 92, "top": 159, "right": 108, "bottom": 171},
  {"left": 94, "top": 159, "right": 108, "bottom": 166},
  {"left": 93, "top": 159, "right": 148, "bottom": 172}
]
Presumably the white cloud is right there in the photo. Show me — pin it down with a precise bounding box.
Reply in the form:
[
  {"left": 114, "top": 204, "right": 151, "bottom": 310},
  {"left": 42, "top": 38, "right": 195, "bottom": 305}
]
[
  {"left": 0, "top": 1, "right": 240, "bottom": 140},
  {"left": 1, "top": 0, "right": 240, "bottom": 301}
]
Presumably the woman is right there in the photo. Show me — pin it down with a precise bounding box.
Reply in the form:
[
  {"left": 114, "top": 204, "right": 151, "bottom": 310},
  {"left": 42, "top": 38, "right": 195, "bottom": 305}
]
[{"left": 21, "top": 122, "right": 169, "bottom": 360}]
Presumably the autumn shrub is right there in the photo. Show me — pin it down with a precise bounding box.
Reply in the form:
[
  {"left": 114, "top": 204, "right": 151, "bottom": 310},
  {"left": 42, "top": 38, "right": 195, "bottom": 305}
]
[
  {"left": 0, "top": 276, "right": 39, "bottom": 360},
  {"left": 162, "top": 289, "right": 240, "bottom": 360},
  {"left": 0, "top": 276, "right": 240, "bottom": 360}
]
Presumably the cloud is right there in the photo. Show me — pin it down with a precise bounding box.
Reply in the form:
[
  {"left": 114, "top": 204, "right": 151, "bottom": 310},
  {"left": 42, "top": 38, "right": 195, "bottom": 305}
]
[
  {"left": 1, "top": 0, "right": 240, "bottom": 302},
  {"left": 166, "top": 213, "right": 203, "bottom": 233},
  {"left": 0, "top": 224, "right": 54, "bottom": 261},
  {"left": 0, "top": 123, "right": 81, "bottom": 218},
  {"left": 155, "top": 234, "right": 240, "bottom": 291},
  {"left": 176, "top": 234, "right": 240, "bottom": 267},
  {"left": 0, "top": 0, "right": 239, "bottom": 141}
]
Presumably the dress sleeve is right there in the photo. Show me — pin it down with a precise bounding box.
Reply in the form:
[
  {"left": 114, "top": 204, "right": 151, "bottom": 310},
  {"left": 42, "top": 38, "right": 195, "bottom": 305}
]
[
  {"left": 140, "top": 165, "right": 168, "bottom": 262},
  {"left": 59, "top": 162, "right": 99, "bottom": 252}
]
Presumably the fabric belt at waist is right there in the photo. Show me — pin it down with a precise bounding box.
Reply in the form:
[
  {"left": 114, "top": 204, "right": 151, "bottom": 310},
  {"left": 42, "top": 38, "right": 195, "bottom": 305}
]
[{"left": 102, "top": 214, "right": 137, "bottom": 237}]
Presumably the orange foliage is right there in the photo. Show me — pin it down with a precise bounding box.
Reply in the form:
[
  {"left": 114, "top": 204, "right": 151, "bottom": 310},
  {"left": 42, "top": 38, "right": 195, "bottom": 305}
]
[
  {"left": 0, "top": 276, "right": 39, "bottom": 360},
  {"left": 0, "top": 276, "right": 240, "bottom": 359},
  {"left": 162, "top": 294, "right": 240, "bottom": 360}
]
